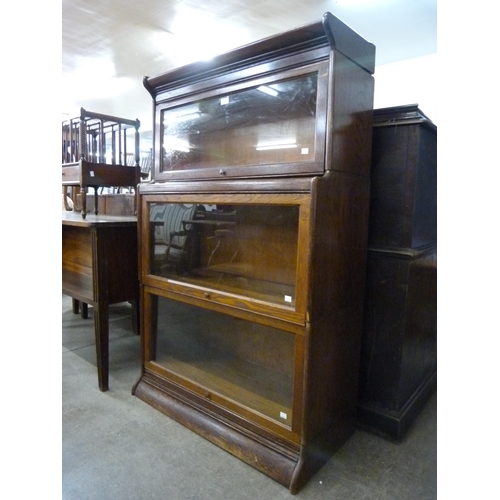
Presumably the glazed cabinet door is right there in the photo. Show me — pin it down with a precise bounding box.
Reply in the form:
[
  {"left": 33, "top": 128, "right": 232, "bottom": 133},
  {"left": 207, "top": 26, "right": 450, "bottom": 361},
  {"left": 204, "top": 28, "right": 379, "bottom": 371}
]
[
  {"left": 142, "top": 289, "right": 305, "bottom": 441},
  {"left": 140, "top": 193, "right": 311, "bottom": 325},
  {"left": 153, "top": 60, "right": 329, "bottom": 181}
]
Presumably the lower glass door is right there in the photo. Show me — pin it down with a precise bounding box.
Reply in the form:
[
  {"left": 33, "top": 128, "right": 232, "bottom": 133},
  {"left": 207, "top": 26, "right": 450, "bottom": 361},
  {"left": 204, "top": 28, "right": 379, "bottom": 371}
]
[{"left": 149, "top": 294, "right": 297, "bottom": 428}]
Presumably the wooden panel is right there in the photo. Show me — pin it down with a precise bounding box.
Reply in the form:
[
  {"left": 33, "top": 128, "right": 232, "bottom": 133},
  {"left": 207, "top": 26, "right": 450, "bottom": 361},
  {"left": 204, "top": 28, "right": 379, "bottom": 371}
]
[
  {"left": 368, "top": 111, "right": 437, "bottom": 249},
  {"left": 328, "top": 51, "right": 375, "bottom": 177},
  {"left": 62, "top": 163, "right": 81, "bottom": 185},
  {"left": 76, "top": 194, "right": 136, "bottom": 216},
  {"left": 62, "top": 225, "right": 92, "bottom": 279},
  {"left": 359, "top": 253, "right": 409, "bottom": 407},
  {"left": 410, "top": 126, "right": 437, "bottom": 248},
  {"left": 62, "top": 269, "right": 93, "bottom": 303},
  {"left": 400, "top": 251, "right": 437, "bottom": 401},
  {"left": 358, "top": 248, "right": 437, "bottom": 440},
  {"left": 81, "top": 161, "right": 140, "bottom": 187},
  {"left": 97, "top": 225, "right": 139, "bottom": 305},
  {"left": 305, "top": 170, "right": 370, "bottom": 441}
]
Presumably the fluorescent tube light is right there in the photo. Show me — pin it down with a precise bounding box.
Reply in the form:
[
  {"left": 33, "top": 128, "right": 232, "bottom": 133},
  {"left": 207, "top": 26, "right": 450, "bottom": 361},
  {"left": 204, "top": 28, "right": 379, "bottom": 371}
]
[
  {"left": 257, "top": 85, "right": 279, "bottom": 97},
  {"left": 256, "top": 143, "right": 297, "bottom": 151},
  {"left": 255, "top": 138, "right": 297, "bottom": 151}
]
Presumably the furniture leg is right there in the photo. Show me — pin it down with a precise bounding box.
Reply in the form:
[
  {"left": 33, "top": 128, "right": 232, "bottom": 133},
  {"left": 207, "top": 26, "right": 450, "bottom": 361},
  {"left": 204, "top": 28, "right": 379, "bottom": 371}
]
[
  {"left": 130, "top": 299, "right": 140, "bottom": 335},
  {"left": 72, "top": 298, "right": 80, "bottom": 314},
  {"left": 81, "top": 302, "right": 88, "bottom": 319},
  {"left": 93, "top": 303, "right": 109, "bottom": 392},
  {"left": 81, "top": 189, "right": 87, "bottom": 219}
]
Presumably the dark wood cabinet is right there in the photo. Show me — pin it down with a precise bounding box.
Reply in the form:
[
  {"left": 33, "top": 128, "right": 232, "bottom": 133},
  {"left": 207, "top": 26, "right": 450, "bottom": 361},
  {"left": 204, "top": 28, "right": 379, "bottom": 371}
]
[
  {"left": 357, "top": 104, "right": 437, "bottom": 441},
  {"left": 133, "top": 13, "right": 375, "bottom": 493},
  {"left": 62, "top": 212, "right": 139, "bottom": 391}
]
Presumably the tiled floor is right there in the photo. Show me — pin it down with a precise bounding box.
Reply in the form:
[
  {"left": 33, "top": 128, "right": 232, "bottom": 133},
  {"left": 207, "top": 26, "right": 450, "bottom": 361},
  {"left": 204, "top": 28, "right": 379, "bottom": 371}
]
[{"left": 62, "top": 295, "right": 437, "bottom": 499}]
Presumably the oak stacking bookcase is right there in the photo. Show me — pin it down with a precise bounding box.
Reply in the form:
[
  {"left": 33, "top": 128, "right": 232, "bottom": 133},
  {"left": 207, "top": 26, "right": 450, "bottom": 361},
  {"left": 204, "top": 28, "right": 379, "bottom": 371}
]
[{"left": 133, "top": 12, "right": 376, "bottom": 493}]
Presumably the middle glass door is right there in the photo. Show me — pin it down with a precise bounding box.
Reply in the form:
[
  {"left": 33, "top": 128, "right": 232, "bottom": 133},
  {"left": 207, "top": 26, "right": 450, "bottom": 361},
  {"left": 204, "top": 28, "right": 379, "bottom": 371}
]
[{"left": 143, "top": 193, "right": 311, "bottom": 322}]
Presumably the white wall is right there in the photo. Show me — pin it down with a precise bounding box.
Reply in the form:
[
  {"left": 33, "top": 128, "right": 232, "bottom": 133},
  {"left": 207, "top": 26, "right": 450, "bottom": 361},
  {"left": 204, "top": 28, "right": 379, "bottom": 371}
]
[{"left": 373, "top": 53, "right": 437, "bottom": 124}]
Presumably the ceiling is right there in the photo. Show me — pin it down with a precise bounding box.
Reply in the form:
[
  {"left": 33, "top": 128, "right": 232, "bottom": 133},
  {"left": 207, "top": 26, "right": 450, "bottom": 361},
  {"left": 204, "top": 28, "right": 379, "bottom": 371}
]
[{"left": 62, "top": 0, "right": 437, "bottom": 145}]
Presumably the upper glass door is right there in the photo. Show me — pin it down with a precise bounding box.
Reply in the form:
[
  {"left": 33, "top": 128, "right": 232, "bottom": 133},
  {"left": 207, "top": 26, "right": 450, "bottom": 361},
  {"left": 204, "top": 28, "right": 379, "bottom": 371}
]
[{"left": 155, "top": 63, "right": 328, "bottom": 180}]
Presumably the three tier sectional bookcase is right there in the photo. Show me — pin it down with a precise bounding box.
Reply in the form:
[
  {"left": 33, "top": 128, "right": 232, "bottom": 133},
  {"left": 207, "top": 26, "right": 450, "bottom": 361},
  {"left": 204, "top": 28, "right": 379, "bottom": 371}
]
[{"left": 133, "top": 13, "right": 376, "bottom": 493}]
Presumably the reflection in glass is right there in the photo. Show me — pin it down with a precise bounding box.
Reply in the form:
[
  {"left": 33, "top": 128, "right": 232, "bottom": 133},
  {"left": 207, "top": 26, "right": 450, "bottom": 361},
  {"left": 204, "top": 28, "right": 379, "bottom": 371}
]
[
  {"left": 152, "top": 296, "right": 295, "bottom": 425},
  {"left": 150, "top": 203, "right": 299, "bottom": 307},
  {"left": 161, "top": 73, "right": 318, "bottom": 171}
]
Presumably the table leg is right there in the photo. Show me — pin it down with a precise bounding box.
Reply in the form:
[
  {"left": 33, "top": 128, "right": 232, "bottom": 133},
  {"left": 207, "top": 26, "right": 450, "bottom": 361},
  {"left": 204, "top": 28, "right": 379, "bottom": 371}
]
[
  {"left": 130, "top": 299, "right": 140, "bottom": 335},
  {"left": 93, "top": 303, "right": 109, "bottom": 392},
  {"left": 81, "top": 302, "right": 88, "bottom": 319},
  {"left": 81, "top": 189, "right": 87, "bottom": 219}
]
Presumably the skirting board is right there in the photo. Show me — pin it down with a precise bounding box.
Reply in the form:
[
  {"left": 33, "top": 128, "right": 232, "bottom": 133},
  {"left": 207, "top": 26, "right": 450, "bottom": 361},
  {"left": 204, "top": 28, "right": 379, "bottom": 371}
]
[{"left": 356, "top": 370, "right": 437, "bottom": 441}]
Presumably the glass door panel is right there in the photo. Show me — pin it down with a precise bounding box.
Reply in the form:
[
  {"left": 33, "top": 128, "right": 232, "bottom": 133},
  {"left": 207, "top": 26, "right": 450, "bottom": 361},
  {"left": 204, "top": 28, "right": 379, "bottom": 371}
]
[
  {"left": 161, "top": 72, "right": 319, "bottom": 173},
  {"left": 149, "top": 202, "right": 300, "bottom": 308},
  {"left": 151, "top": 295, "right": 295, "bottom": 427}
]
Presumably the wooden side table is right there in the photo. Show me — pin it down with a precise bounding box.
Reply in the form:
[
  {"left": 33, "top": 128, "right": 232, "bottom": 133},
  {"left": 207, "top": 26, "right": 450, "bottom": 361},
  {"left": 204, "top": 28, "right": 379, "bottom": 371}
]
[
  {"left": 62, "top": 212, "right": 139, "bottom": 391},
  {"left": 62, "top": 159, "right": 141, "bottom": 219}
]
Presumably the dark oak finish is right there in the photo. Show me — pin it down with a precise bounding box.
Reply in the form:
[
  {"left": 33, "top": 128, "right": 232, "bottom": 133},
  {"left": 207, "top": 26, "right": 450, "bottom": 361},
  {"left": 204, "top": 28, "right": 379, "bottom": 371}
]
[
  {"left": 365, "top": 104, "right": 437, "bottom": 249},
  {"left": 62, "top": 212, "right": 139, "bottom": 391},
  {"left": 357, "top": 105, "right": 437, "bottom": 441},
  {"left": 133, "top": 13, "right": 375, "bottom": 493}
]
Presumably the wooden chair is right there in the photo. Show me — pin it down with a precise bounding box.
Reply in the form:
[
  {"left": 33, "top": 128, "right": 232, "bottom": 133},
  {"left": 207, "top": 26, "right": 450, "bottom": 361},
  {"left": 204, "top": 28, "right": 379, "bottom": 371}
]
[{"left": 150, "top": 203, "right": 199, "bottom": 273}]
